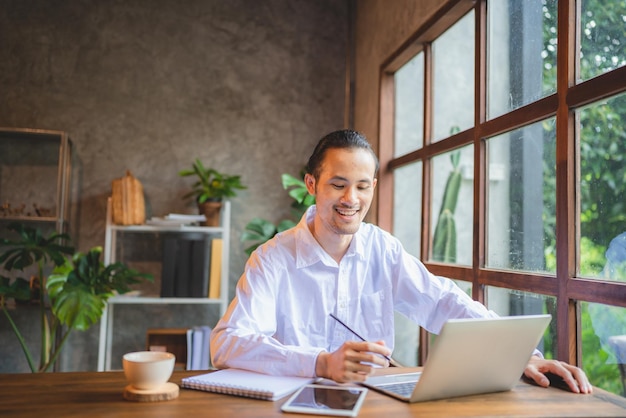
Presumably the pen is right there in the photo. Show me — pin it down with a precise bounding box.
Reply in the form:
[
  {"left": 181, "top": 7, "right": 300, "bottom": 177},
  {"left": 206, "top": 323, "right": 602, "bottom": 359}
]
[{"left": 329, "top": 313, "right": 402, "bottom": 367}]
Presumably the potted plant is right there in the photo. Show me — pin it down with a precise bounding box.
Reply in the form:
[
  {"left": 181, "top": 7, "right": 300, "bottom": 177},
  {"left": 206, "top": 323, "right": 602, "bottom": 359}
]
[
  {"left": 179, "top": 159, "right": 246, "bottom": 226},
  {"left": 241, "top": 171, "right": 314, "bottom": 256},
  {"left": 0, "top": 222, "right": 152, "bottom": 372}
]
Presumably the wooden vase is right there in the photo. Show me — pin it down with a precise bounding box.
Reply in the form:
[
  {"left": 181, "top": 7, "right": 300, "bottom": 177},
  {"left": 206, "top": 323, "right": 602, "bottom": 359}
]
[{"left": 198, "top": 201, "right": 222, "bottom": 226}]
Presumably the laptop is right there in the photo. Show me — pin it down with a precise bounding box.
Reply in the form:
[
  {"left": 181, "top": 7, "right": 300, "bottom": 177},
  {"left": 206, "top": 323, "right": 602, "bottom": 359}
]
[{"left": 361, "top": 314, "right": 551, "bottom": 403}]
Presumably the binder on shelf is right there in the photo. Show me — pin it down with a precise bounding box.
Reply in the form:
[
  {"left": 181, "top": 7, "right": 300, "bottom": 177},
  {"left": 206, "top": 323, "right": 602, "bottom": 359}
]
[
  {"left": 160, "top": 234, "right": 210, "bottom": 298},
  {"left": 190, "top": 237, "right": 211, "bottom": 298},
  {"left": 160, "top": 236, "right": 178, "bottom": 297},
  {"left": 208, "top": 238, "right": 223, "bottom": 299},
  {"left": 174, "top": 238, "right": 193, "bottom": 297}
]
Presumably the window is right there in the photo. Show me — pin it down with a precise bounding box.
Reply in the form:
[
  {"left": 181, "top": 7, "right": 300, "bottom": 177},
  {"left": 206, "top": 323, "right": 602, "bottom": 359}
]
[
  {"left": 485, "top": 118, "right": 556, "bottom": 273},
  {"left": 380, "top": 0, "right": 626, "bottom": 396}
]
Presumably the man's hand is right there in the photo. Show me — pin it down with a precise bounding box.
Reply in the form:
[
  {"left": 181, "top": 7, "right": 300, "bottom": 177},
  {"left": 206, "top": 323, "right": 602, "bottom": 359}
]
[
  {"left": 524, "top": 355, "right": 593, "bottom": 394},
  {"left": 315, "top": 340, "right": 391, "bottom": 383}
]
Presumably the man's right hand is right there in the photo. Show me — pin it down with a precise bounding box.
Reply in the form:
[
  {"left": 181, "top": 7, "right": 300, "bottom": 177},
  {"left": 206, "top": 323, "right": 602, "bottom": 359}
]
[{"left": 315, "top": 340, "right": 391, "bottom": 383}]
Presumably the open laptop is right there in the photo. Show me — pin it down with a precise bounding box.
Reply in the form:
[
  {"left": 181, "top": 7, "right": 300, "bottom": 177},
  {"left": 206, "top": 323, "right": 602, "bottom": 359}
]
[{"left": 361, "top": 314, "right": 551, "bottom": 403}]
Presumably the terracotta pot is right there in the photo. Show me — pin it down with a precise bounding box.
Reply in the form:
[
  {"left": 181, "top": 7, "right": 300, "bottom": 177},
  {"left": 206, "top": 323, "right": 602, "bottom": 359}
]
[{"left": 198, "top": 201, "right": 222, "bottom": 226}]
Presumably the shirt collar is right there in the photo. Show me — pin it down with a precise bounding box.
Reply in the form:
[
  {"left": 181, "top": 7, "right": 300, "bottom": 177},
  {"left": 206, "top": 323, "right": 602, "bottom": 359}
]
[{"left": 294, "top": 205, "right": 366, "bottom": 268}]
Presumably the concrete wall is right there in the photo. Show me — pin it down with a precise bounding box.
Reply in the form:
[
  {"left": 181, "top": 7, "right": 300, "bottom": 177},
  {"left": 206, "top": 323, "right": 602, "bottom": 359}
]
[
  {"left": 0, "top": 0, "right": 457, "bottom": 373},
  {"left": 0, "top": 0, "right": 348, "bottom": 372},
  {"left": 352, "top": 0, "right": 444, "bottom": 155}
]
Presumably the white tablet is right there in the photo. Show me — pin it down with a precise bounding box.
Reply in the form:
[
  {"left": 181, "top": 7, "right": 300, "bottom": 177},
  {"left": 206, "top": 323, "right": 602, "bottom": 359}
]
[{"left": 280, "top": 384, "right": 368, "bottom": 417}]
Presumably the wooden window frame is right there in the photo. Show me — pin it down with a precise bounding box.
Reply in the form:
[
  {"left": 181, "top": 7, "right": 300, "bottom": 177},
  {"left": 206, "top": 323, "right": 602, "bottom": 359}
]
[{"left": 378, "top": 0, "right": 626, "bottom": 365}]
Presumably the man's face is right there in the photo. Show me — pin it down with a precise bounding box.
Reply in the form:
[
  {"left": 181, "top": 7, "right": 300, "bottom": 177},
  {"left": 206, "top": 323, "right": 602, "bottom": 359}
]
[{"left": 305, "top": 147, "right": 377, "bottom": 236}]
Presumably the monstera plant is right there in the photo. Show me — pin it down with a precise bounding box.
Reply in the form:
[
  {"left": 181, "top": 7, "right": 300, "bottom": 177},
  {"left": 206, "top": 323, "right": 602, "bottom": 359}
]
[{"left": 0, "top": 222, "right": 152, "bottom": 372}]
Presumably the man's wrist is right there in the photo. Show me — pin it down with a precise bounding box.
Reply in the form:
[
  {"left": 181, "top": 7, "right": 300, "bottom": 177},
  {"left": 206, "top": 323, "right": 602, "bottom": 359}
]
[{"left": 315, "top": 351, "right": 329, "bottom": 378}]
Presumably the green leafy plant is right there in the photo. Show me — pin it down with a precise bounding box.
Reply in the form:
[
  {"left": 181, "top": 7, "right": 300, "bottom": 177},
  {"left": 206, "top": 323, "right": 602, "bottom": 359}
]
[
  {"left": 179, "top": 159, "right": 246, "bottom": 203},
  {"left": 241, "top": 172, "right": 315, "bottom": 256},
  {"left": 0, "top": 222, "right": 152, "bottom": 372}
]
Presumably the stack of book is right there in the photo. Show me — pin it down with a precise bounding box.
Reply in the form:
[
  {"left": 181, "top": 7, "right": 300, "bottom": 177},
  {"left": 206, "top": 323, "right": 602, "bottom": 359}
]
[
  {"left": 186, "top": 325, "right": 213, "bottom": 371},
  {"left": 147, "top": 213, "right": 207, "bottom": 226},
  {"left": 160, "top": 235, "right": 222, "bottom": 299}
]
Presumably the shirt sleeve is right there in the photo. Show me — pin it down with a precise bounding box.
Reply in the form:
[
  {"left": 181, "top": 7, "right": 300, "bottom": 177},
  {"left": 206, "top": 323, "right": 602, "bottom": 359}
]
[
  {"left": 389, "top": 243, "right": 496, "bottom": 334},
  {"left": 209, "top": 252, "right": 324, "bottom": 377},
  {"left": 391, "top": 243, "right": 543, "bottom": 357}
]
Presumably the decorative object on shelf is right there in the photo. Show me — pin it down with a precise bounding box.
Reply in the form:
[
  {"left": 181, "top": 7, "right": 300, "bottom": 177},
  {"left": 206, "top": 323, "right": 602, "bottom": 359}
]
[
  {"left": 179, "top": 159, "right": 246, "bottom": 226},
  {"left": 0, "top": 202, "right": 54, "bottom": 218},
  {"left": 0, "top": 222, "right": 153, "bottom": 372},
  {"left": 111, "top": 170, "right": 146, "bottom": 225},
  {"left": 241, "top": 171, "right": 314, "bottom": 256}
]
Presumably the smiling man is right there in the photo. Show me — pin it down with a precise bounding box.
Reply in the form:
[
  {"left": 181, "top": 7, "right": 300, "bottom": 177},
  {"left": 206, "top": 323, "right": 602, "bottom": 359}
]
[{"left": 210, "top": 129, "right": 591, "bottom": 393}]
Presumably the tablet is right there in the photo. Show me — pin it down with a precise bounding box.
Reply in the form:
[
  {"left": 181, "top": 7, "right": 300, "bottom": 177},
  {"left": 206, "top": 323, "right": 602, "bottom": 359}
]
[{"left": 280, "top": 384, "right": 368, "bottom": 417}]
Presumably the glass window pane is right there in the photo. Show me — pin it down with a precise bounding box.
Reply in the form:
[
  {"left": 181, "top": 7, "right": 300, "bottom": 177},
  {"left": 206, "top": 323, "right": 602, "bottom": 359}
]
[
  {"left": 432, "top": 11, "right": 474, "bottom": 142},
  {"left": 487, "top": 0, "right": 557, "bottom": 120},
  {"left": 393, "top": 161, "right": 423, "bottom": 368},
  {"left": 578, "top": 93, "right": 626, "bottom": 281},
  {"left": 486, "top": 118, "right": 556, "bottom": 273},
  {"left": 579, "top": 0, "right": 626, "bottom": 82},
  {"left": 581, "top": 301, "right": 626, "bottom": 397},
  {"left": 486, "top": 286, "right": 556, "bottom": 359},
  {"left": 453, "top": 279, "right": 472, "bottom": 300},
  {"left": 430, "top": 146, "right": 473, "bottom": 265},
  {"left": 394, "top": 53, "right": 424, "bottom": 157},
  {"left": 394, "top": 312, "right": 419, "bottom": 367},
  {"left": 393, "top": 161, "right": 422, "bottom": 257}
]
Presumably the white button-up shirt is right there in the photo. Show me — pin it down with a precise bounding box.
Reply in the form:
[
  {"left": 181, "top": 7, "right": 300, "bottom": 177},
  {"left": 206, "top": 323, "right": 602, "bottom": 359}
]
[{"left": 210, "top": 205, "right": 498, "bottom": 377}]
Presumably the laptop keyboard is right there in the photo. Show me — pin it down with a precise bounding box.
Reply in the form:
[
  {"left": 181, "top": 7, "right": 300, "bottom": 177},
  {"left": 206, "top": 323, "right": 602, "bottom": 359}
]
[{"left": 376, "top": 380, "right": 419, "bottom": 397}]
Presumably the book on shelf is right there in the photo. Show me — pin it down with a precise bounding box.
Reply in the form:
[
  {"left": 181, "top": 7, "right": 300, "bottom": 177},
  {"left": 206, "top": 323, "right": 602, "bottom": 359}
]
[
  {"left": 161, "top": 234, "right": 210, "bottom": 298},
  {"left": 191, "top": 326, "right": 204, "bottom": 371},
  {"left": 165, "top": 213, "right": 207, "bottom": 222},
  {"left": 146, "top": 217, "right": 191, "bottom": 226},
  {"left": 147, "top": 213, "right": 206, "bottom": 226},
  {"left": 186, "top": 329, "right": 193, "bottom": 371},
  {"left": 181, "top": 368, "right": 313, "bottom": 401},
  {"left": 200, "top": 325, "right": 212, "bottom": 370},
  {"left": 208, "top": 238, "right": 222, "bottom": 299}
]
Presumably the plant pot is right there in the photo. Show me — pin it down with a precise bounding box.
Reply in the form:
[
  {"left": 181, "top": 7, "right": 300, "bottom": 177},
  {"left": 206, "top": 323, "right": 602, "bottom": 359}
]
[{"left": 198, "top": 201, "right": 222, "bottom": 226}]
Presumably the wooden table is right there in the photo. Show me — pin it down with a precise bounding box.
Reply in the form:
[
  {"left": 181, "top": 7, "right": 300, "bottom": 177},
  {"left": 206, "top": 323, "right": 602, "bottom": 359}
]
[{"left": 1, "top": 370, "right": 626, "bottom": 417}]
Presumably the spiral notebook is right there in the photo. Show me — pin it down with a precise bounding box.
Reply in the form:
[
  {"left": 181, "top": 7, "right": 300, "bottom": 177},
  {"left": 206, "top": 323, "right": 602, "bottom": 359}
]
[{"left": 181, "top": 368, "right": 313, "bottom": 401}]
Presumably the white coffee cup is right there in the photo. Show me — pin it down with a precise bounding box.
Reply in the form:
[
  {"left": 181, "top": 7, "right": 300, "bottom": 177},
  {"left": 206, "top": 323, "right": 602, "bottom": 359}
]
[{"left": 122, "top": 351, "right": 175, "bottom": 390}]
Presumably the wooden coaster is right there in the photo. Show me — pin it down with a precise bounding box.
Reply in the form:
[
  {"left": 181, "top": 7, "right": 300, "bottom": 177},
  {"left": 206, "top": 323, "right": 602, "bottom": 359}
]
[{"left": 123, "top": 382, "right": 179, "bottom": 402}]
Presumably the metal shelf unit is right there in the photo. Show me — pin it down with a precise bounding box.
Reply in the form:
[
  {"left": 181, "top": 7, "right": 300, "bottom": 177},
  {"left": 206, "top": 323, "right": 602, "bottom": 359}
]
[{"left": 97, "top": 200, "right": 230, "bottom": 371}]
